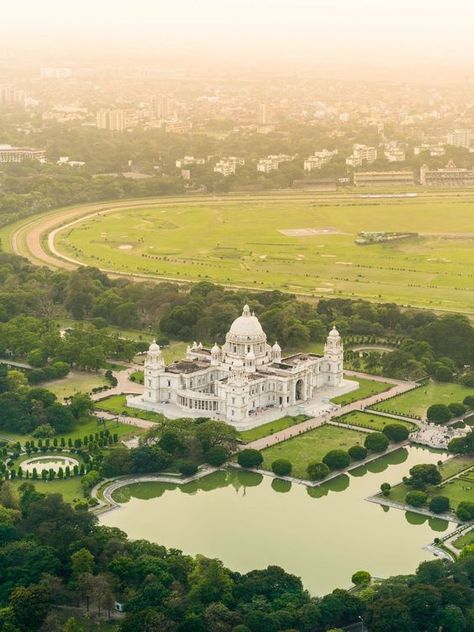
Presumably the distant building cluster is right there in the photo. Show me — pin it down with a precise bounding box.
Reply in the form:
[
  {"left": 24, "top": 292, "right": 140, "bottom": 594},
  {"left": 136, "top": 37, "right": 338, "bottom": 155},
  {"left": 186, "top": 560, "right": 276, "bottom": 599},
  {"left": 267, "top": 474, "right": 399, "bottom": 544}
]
[
  {"left": 346, "top": 144, "right": 378, "bottom": 167},
  {"left": 257, "top": 154, "right": 293, "bottom": 173},
  {"left": 304, "top": 149, "right": 338, "bottom": 172},
  {"left": 214, "top": 157, "right": 245, "bottom": 176}
]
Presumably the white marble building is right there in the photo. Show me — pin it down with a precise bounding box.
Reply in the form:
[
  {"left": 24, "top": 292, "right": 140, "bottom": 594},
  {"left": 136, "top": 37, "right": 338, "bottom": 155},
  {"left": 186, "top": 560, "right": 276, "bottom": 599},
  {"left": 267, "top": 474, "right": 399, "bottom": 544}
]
[{"left": 128, "top": 305, "right": 354, "bottom": 429}]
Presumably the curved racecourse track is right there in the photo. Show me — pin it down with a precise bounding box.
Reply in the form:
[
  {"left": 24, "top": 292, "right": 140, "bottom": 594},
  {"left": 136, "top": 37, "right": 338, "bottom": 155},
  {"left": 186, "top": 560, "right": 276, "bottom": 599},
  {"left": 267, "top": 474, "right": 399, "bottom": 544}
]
[{"left": 6, "top": 190, "right": 474, "bottom": 312}]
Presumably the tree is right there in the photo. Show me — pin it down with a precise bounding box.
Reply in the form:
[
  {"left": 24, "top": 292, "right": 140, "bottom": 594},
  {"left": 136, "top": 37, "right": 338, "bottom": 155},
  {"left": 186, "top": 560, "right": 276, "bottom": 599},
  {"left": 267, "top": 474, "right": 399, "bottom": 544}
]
[
  {"left": 382, "top": 424, "right": 409, "bottom": 442},
  {"left": 364, "top": 432, "right": 389, "bottom": 453},
  {"left": 439, "top": 605, "right": 465, "bottom": 632},
  {"left": 429, "top": 495, "right": 450, "bottom": 514},
  {"left": 205, "top": 446, "right": 228, "bottom": 466},
  {"left": 10, "top": 584, "right": 51, "bottom": 630},
  {"left": 71, "top": 548, "right": 94, "bottom": 579},
  {"left": 237, "top": 449, "right": 263, "bottom": 469},
  {"left": 44, "top": 403, "right": 74, "bottom": 434},
  {"left": 271, "top": 459, "right": 292, "bottom": 477},
  {"left": 463, "top": 395, "right": 474, "bottom": 409},
  {"left": 427, "top": 404, "right": 452, "bottom": 424},
  {"left": 348, "top": 445, "right": 367, "bottom": 461},
  {"left": 351, "top": 570, "right": 371, "bottom": 586},
  {"left": 69, "top": 393, "right": 94, "bottom": 419},
  {"left": 407, "top": 463, "right": 442, "bottom": 489},
  {"left": 101, "top": 447, "right": 133, "bottom": 477},
  {"left": 367, "top": 598, "right": 414, "bottom": 632},
  {"left": 188, "top": 556, "right": 233, "bottom": 606},
  {"left": 307, "top": 461, "right": 330, "bottom": 480},
  {"left": 456, "top": 501, "right": 474, "bottom": 522},
  {"left": 322, "top": 450, "right": 351, "bottom": 470},
  {"left": 380, "top": 482, "right": 391, "bottom": 496},
  {"left": 179, "top": 462, "right": 198, "bottom": 476},
  {"left": 406, "top": 490, "right": 428, "bottom": 507}
]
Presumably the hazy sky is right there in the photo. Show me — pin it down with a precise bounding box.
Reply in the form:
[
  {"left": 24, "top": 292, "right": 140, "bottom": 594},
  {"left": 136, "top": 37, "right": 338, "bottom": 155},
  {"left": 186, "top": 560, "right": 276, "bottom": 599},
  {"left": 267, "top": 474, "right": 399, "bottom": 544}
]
[{"left": 2, "top": 0, "right": 474, "bottom": 68}]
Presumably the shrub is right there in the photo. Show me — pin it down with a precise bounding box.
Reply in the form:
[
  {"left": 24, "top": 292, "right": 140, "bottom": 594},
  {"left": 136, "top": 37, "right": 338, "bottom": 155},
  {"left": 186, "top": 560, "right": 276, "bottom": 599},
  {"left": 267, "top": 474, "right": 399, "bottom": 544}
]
[
  {"left": 237, "top": 449, "right": 263, "bottom": 469},
  {"left": 205, "top": 446, "right": 229, "bottom": 467},
  {"left": 32, "top": 424, "right": 56, "bottom": 438},
  {"left": 406, "top": 490, "right": 428, "bottom": 507},
  {"left": 448, "top": 402, "right": 467, "bottom": 417},
  {"left": 351, "top": 570, "right": 371, "bottom": 586},
  {"left": 427, "top": 404, "right": 452, "bottom": 424},
  {"left": 306, "top": 461, "right": 330, "bottom": 481},
  {"left": 463, "top": 395, "right": 474, "bottom": 409},
  {"left": 364, "top": 432, "right": 389, "bottom": 453},
  {"left": 348, "top": 445, "right": 367, "bottom": 461},
  {"left": 461, "top": 372, "right": 474, "bottom": 388},
  {"left": 322, "top": 449, "right": 351, "bottom": 470},
  {"left": 179, "top": 462, "right": 198, "bottom": 477},
  {"left": 380, "top": 482, "right": 391, "bottom": 496},
  {"left": 382, "top": 424, "right": 409, "bottom": 442},
  {"left": 429, "top": 496, "right": 450, "bottom": 514},
  {"left": 271, "top": 459, "right": 292, "bottom": 477},
  {"left": 456, "top": 501, "right": 474, "bottom": 522}
]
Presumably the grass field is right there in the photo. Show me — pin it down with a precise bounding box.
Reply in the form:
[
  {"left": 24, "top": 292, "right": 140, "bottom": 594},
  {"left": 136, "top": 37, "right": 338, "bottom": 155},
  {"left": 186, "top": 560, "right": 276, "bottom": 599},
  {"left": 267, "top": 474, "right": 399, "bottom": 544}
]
[
  {"left": 0, "top": 415, "right": 144, "bottom": 445},
  {"left": 43, "top": 370, "right": 109, "bottom": 400},
  {"left": 453, "top": 528, "right": 474, "bottom": 550},
  {"left": 371, "top": 381, "right": 474, "bottom": 419},
  {"left": 11, "top": 476, "right": 84, "bottom": 504},
  {"left": 239, "top": 414, "right": 310, "bottom": 442},
  {"left": 52, "top": 194, "right": 474, "bottom": 312},
  {"left": 331, "top": 376, "right": 392, "bottom": 405},
  {"left": 95, "top": 394, "right": 164, "bottom": 422},
  {"left": 261, "top": 425, "right": 368, "bottom": 479},
  {"left": 335, "top": 410, "right": 417, "bottom": 433}
]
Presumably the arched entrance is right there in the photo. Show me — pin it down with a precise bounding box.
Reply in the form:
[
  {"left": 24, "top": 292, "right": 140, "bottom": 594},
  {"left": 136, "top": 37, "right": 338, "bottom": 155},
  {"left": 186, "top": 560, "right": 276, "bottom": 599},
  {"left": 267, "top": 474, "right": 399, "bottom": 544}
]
[{"left": 295, "top": 379, "right": 304, "bottom": 401}]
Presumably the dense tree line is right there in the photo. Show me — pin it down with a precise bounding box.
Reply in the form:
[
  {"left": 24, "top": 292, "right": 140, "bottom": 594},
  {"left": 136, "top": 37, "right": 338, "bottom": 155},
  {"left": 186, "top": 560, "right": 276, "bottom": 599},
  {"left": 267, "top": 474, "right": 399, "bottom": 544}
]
[
  {"left": 0, "top": 483, "right": 473, "bottom": 631},
  {"left": 2, "top": 254, "right": 474, "bottom": 383}
]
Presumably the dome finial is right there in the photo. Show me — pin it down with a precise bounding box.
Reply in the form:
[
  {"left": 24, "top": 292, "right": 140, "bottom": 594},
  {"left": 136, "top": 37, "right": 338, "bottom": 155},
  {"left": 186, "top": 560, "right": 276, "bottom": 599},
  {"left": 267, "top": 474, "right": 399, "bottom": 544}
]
[{"left": 242, "top": 304, "right": 250, "bottom": 317}]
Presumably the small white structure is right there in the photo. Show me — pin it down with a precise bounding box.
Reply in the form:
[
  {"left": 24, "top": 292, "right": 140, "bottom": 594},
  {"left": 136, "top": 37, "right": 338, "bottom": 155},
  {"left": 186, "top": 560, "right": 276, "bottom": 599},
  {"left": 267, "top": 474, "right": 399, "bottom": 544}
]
[{"left": 128, "top": 306, "right": 353, "bottom": 429}]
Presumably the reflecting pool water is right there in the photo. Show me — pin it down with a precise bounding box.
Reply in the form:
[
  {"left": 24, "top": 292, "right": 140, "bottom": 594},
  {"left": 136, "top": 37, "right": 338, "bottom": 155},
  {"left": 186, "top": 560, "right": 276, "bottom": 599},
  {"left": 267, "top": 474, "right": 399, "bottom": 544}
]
[{"left": 100, "top": 446, "right": 451, "bottom": 595}]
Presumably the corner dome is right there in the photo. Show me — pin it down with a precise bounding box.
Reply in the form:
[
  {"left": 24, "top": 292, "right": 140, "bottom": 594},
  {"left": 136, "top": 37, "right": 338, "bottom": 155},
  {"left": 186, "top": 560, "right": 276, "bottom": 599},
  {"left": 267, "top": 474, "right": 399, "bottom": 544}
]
[
  {"left": 228, "top": 305, "right": 265, "bottom": 339},
  {"left": 148, "top": 340, "right": 161, "bottom": 353},
  {"left": 328, "top": 326, "right": 340, "bottom": 338}
]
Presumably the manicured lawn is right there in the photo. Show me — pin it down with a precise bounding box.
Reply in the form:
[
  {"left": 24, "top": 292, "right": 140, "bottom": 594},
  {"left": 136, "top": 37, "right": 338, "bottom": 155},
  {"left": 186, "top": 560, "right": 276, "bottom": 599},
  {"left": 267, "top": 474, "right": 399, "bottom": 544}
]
[
  {"left": 335, "top": 410, "right": 417, "bottom": 433},
  {"left": 439, "top": 455, "right": 474, "bottom": 480},
  {"left": 371, "top": 381, "right": 474, "bottom": 419},
  {"left": 52, "top": 193, "right": 474, "bottom": 312},
  {"left": 0, "top": 416, "right": 144, "bottom": 445},
  {"left": 43, "top": 370, "right": 109, "bottom": 401},
  {"left": 453, "top": 528, "right": 474, "bottom": 550},
  {"left": 261, "top": 425, "right": 368, "bottom": 480},
  {"left": 239, "top": 415, "right": 310, "bottom": 442},
  {"left": 95, "top": 394, "right": 164, "bottom": 422},
  {"left": 331, "top": 376, "right": 392, "bottom": 406},
  {"left": 11, "top": 476, "right": 85, "bottom": 504}
]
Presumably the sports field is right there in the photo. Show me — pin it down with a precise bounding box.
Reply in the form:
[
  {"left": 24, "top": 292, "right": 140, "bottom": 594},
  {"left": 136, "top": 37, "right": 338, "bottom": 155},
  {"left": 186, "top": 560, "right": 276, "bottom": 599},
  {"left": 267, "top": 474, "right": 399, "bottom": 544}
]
[{"left": 50, "top": 194, "right": 474, "bottom": 311}]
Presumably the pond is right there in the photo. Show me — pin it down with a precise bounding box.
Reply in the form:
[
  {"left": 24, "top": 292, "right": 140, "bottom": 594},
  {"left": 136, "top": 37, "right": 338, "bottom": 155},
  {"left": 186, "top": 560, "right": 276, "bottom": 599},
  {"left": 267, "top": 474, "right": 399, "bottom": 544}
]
[
  {"left": 21, "top": 455, "right": 79, "bottom": 474},
  {"left": 99, "top": 446, "right": 452, "bottom": 595}
]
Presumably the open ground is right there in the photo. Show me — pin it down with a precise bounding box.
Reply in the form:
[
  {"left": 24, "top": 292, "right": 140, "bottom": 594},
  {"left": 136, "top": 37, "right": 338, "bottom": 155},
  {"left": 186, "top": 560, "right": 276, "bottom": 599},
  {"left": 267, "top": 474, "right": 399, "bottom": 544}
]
[{"left": 5, "top": 192, "right": 474, "bottom": 312}]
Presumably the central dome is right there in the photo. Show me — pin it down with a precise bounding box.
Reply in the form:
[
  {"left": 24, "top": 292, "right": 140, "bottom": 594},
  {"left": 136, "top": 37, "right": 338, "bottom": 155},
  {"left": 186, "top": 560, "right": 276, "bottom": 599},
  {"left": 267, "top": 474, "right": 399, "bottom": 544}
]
[{"left": 228, "top": 305, "right": 265, "bottom": 339}]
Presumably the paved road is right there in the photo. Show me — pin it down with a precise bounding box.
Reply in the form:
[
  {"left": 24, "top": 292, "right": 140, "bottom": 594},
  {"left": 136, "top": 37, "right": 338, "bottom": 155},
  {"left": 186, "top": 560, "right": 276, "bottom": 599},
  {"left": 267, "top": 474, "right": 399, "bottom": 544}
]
[
  {"left": 246, "top": 377, "right": 418, "bottom": 450},
  {"left": 92, "top": 366, "right": 143, "bottom": 401}
]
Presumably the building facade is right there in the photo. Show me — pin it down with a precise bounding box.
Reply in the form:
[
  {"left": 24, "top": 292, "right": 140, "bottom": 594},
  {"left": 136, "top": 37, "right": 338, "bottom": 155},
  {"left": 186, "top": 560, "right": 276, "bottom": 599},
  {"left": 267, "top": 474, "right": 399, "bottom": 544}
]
[{"left": 129, "top": 306, "right": 344, "bottom": 428}]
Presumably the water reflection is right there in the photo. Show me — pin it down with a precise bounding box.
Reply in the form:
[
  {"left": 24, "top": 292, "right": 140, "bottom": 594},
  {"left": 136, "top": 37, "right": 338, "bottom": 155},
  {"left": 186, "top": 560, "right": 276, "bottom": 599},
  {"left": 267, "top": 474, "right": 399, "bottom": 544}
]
[
  {"left": 272, "top": 478, "right": 292, "bottom": 494},
  {"left": 104, "top": 447, "right": 453, "bottom": 596}
]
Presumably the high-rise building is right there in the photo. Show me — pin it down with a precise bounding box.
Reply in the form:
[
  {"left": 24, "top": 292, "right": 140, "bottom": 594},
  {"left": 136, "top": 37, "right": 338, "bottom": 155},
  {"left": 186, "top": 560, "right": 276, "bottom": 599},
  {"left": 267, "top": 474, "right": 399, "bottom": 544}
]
[
  {"left": 258, "top": 103, "right": 267, "bottom": 125},
  {"left": 346, "top": 144, "right": 378, "bottom": 167},
  {"left": 0, "top": 86, "right": 26, "bottom": 107},
  {"left": 151, "top": 95, "right": 170, "bottom": 120},
  {"left": 447, "top": 129, "right": 472, "bottom": 149},
  {"left": 96, "top": 109, "right": 126, "bottom": 131}
]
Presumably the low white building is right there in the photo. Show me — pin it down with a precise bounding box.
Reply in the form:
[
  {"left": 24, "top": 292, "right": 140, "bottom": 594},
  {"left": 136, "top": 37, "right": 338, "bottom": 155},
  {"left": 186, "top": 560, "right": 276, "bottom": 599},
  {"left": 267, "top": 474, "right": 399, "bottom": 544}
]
[
  {"left": 128, "top": 305, "right": 352, "bottom": 429},
  {"left": 346, "top": 144, "right": 377, "bottom": 167},
  {"left": 214, "top": 157, "right": 245, "bottom": 176},
  {"left": 304, "top": 149, "right": 338, "bottom": 172},
  {"left": 257, "top": 154, "right": 293, "bottom": 173}
]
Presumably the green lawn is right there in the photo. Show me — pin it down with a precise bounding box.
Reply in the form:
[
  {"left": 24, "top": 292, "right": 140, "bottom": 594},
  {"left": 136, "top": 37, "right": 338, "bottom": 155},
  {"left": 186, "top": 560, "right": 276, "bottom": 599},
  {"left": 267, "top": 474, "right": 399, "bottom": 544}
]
[
  {"left": 95, "top": 394, "right": 164, "bottom": 422},
  {"left": 261, "top": 425, "right": 368, "bottom": 479},
  {"left": 1, "top": 415, "right": 145, "bottom": 446},
  {"left": 453, "top": 528, "right": 474, "bottom": 550},
  {"left": 335, "top": 410, "right": 417, "bottom": 433},
  {"left": 51, "top": 193, "right": 474, "bottom": 312},
  {"left": 371, "top": 381, "right": 474, "bottom": 419},
  {"left": 43, "top": 370, "right": 109, "bottom": 401},
  {"left": 11, "top": 475, "right": 85, "bottom": 504},
  {"left": 439, "top": 455, "right": 474, "bottom": 480},
  {"left": 331, "top": 376, "right": 393, "bottom": 406},
  {"left": 239, "top": 414, "right": 310, "bottom": 442}
]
